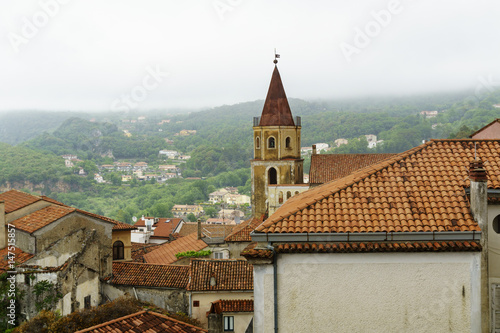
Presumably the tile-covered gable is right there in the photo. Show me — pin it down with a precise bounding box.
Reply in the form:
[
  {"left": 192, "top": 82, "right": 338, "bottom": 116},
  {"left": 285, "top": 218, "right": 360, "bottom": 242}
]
[
  {"left": 257, "top": 140, "right": 500, "bottom": 234},
  {"left": 187, "top": 259, "right": 253, "bottom": 291},
  {"left": 110, "top": 262, "right": 189, "bottom": 288}
]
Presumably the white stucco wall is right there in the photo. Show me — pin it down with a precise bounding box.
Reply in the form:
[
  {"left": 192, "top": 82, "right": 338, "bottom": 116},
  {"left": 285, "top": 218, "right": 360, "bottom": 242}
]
[
  {"left": 254, "top": 252, "right": 480, "bottom": 333},
  {"left": 191, "top": 291, "right": 253, "bottom": 328}
]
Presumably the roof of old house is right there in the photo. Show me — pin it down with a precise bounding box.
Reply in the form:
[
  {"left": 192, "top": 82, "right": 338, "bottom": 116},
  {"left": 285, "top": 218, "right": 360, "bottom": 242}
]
[
  {"left": 152, "top": 218, "right": 184, "bottom": 238},
  {"left": 178, "top": 223, "right": 235, "bottom": 238},
  {"left": 75, "top": 310, "right": 207, "bottom": 333},
  {"left": 1, "top": 190, "right": 135, "bottom": 232},
  {"left": 0, "top": 189, "right": 42, "bottom": 213},
  {"left": 110, "top": 262, "right": 189, "bottom": 288},
  {"left": 131, "top": 242, "right": 162, "bottom": 262},
  {"left": 258, "top": 65, "right": 295, "bottom": 127},
  {"left": 309, "top": 153, "right": 396, "bottom": 184},
  {"left": 225, "top": 215, "right": 265, "bottom": 242},
  {"left": 470, "top": 118, "right": 500, "bottom": 138},
  {"left": 187, "top": 259, "right": 253, "bottom": 291},
  {"left": 10, "top": 205, "right": 75, "bottom": 233},
  {"left": 208, "top": 299, "right": 254, "bottom": 314},
  {"left": 0, "top": 247, "right": 34, "bottom": 273},
  {"left": 143, "top": 233, "right": 208, "bottom": 265},
  {"left": 256, "top": 139, "right": 500, "bottom": 236}
]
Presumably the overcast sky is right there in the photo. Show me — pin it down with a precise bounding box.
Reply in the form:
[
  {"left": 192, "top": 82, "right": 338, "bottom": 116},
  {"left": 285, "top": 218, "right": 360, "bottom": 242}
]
[{"left": 1, "top": 0, "right": 499, "bottom": 112}]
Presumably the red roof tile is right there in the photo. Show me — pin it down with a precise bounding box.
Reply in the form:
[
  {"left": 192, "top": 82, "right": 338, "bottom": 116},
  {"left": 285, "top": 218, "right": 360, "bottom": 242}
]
[
  {"left": 274, "top": 241, "right": 481, "bottom": 253},
  {"left": 187, "top": 259, "right": 253, "bottom": 291},
  {"left": 110, "top": 262, "right": 189, "bottom": 288},
  {"left": 179, "top": 223, "right": 234, "bottom": 238},
  {"left": 209, "top": 299, "right": 254, "bottom": 314},
  {"left": 0, "top": 247, "right": 33, "bottom": 273},
  {"left": 241, "top": 242, "right": 274, "bottom": 260},
  {"left": 256, "top": 140, "right": 500, "bottom": 235},
  {"left": 258, "top": 65, "right": 295, "bottom": 127},
  {"left": 131, "top": 242, "right": 162, "bottom": 262},
  {"left": 152, "top": 218, "right": 183, "bottom": 238},
  {"left": 309, "top": 153, "right": 395, "bottom": 184},
  {"left": 225, "top": 215, "right": 265, "bottom": 242},
  {"left": 143, "top": 233, "right": 208, "bottom": 265},
  {"left": 0, "top": 190, "right": 41, "bottom": 213},
  {"left": 10, "top": 205, "right": 75, "bottom": 233},
  {"left": 75, "top": 310, "right": 207, "bottom": 333}
]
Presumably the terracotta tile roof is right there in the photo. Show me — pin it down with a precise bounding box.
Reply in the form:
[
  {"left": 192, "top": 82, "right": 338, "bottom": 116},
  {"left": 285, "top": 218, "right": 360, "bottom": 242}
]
[
  {"left": 110, "top": 262, "right": 189, "bottom": 288},
  {"left": 152, "top": 218, "right": 183, "bottom": 238},
  {"left": 225, "top": 215, "right": 265, "bottom": 242},
  {"left": 131, "top": 242, "right": 163, "bottom": 262},
  {"left": 209, "top": 299, "right": 254, "bottom": 314},
  {"left": 256, "top": 140, "right": 500, "bottom": 235},
  {"left": 10, "top": 205, "right": 75, "bottom": 233},
  {"left": 274, "top": 241, "right": 481, "bottom": 253},
  {"left": 143, "top": 233, "right": 208, "bottom": 265},
  {"left": 309, "top": 153, "right": 396, "bottom": 184},
  {"left": 179, "top": 223, "right": 235, "bottom": 239},
  {"left": 75, "top": 310, "right": 207, "bottom": 333},
  {"left": 0, "top": 247, "right": 33, "bottom": 273},
  {"left": 75, "top": 209, "right": 136, "bottom": 231},
  {"left": 241, "top": 242, "right": 274, "bottom": 260},
  {"left": 187, "top": 259, "right": 253, "bottom": 291},
  {"left": 0, "top": 190, "right": 41, "bottom": 213},
  {"left": 259, "top": 65, "right": 295, "bottom": 127}
]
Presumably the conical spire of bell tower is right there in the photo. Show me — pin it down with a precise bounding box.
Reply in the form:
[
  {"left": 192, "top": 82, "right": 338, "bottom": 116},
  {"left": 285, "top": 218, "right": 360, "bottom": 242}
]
[{"left": 259, "top": 59, "right": 295, "bottom": 126}]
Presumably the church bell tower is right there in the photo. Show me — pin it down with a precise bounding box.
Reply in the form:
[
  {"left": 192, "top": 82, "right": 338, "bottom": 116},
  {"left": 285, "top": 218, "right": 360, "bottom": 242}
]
[{"left": 251, "top": 57, "right": 303, "bottom": 217}]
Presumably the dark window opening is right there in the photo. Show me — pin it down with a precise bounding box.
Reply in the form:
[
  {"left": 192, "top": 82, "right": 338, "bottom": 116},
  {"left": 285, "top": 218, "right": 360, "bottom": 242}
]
[
  {"left": 84, "top": 295, "right": 91, "bottom": 309},
  {"left": 268, "top": 137, "right": 275, "bottom": 149},
  {"left": 287, "top": 191, "right": 292, "bottom": 199},
  {"left": 193, "top": 300, "right": 200, "bottom": 307},
  {"left": 285, "top": 137, "right": 291, "bottom": 148},
  {"left": 268, "top": 168, "right": 277, "bottom": 185},
  {"left": 279, "top": 192, "right": 283, "bottom": 204},
  {"left": 494, "top": 215, "right": 500, "bottom": 234},
  {"left": 256, "top": 137, "right": 260, "bottom": 149},
  {"left": 113, "top": 241, "right": 124, "bottom": 260}
]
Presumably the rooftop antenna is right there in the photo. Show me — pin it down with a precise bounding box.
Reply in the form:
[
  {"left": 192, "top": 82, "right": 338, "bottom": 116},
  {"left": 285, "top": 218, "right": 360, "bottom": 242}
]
[{"left": 274, "top": 49, "right": 280, "bottom": 64}]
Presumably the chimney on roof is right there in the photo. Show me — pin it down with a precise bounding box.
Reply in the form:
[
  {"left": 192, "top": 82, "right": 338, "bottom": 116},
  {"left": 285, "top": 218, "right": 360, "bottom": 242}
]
[
  {"left": 0, "top": 201, "right": 5, "bottom": 249},
  {"left": 312, "top": 144, "right": 317, "bottom": 155},
  {"left": 468, "top": 159, "right": 489, "bottom": 328},
  {"left": 197, "top": 218, "right": 202, "bottom": 240}
]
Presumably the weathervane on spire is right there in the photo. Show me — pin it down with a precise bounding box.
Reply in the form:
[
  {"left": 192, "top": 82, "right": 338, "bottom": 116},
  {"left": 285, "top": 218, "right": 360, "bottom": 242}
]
[{"left": 274, "top": 49, "right": 280, "bottom": 64}]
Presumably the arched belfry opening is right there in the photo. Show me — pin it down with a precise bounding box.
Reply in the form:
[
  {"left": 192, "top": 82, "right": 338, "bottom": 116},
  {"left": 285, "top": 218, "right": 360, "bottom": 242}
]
[{"left": 268, "top": 167, "right": 277, "bottom": 185}]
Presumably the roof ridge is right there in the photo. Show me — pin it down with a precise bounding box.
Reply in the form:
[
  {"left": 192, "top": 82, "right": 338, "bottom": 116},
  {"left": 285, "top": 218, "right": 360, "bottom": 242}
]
[
  {"left": 258, "top": 142, "right": 431, "bottom": 231},
  {"left": 76, "top": 310, "right": 148, "bottom": 332}
]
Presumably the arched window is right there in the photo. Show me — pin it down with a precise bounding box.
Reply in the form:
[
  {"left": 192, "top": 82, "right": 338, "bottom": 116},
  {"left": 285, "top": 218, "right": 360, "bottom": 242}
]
[
  {"left": 493, "top": 215, "right": 500, "bottom": 234},
  {"left": 268, "top": 167, "right": 277, "bottom": 185},
  {"left": 285, "top": 137, "right": 291, "bottom": 148},
  {"left": 113, "top": 241, "right": 124, "bottom": 260},
  {"left": 279, "top": 191, "right": 283, "bottom": 204},
  {"left": 268, "top": 137, "right": 276, "bottom": 149},
  {"left": 287, "top": 191, "right": 292, "bottom": 199},
  {"left": 295, "top": 191, "right": 299, "bottom": 195},
  {"left": 256, "top": 136, "right": 260, "bottom": 149}
]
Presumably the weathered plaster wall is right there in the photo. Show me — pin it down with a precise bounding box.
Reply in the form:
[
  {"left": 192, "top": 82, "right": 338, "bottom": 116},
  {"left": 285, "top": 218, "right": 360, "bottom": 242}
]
[
  {"left": 254, "top": 252, "right": 479, "bottom": 333},
  {"left": 104, "top": 284, "right": 188, "bottom": 313},
  {"left": 191, "top": 291, "right": 253, "bottom": 328},
  {"left": 227, "top": 242, "right": 250, "bottom": 259},
  {"left": 13, "top": 230, "right": 36, "bottom": 254},
  {"left": 488, "top": 205, "right": 500, "bottom": 281},
  {"left": 232, "top": 313, "right": 253, "bottom": 333}
]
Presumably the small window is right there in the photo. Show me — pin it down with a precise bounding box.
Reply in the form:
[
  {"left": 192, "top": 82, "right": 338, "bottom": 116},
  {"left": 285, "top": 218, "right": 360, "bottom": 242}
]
[
  {"left": 285, "top": 137, "right": 291, "bottom": 148},
  {"left": 193, "top": 300, "right": 200, "bottom": 307},
  {"left": 113, "top": 241, "right": 124, "bottom": 260},
  {"left": 256, "top": 137, "right": 260, "bottom": 149},
  {"left": 279, "top": 192, "right": 283, "bottom": 204},
  {"left": 84, "top": 295, "right": 91, "bottom": 309},
  {"left": 214, "top": 252, "right": 224, "bottom": 259},
  {"left": 224, "top": 316, "right": 234, "bottom": 331},
  {"left": 287, "top": 191, "right": 292, "bottom": 199},
  {"left": 268, "top": 137, "right": 276, "bottom": 149}
]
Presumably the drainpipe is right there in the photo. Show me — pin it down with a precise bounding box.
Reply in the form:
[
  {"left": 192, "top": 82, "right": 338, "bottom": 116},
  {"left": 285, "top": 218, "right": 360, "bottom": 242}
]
[
  {"left": 469, "top": 160, "right": 489, "bottom": 333},
  {"left": 272, "top": 247, "right": 278, "bottom": 333}
]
